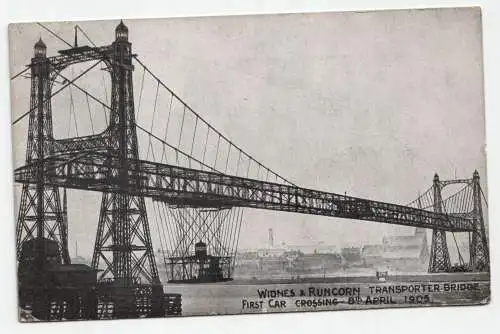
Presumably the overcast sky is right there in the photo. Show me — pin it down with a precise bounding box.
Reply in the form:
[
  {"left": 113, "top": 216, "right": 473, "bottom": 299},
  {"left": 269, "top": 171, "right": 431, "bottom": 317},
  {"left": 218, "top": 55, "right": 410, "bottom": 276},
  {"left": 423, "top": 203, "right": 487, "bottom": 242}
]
[{"left": 8, "top": 8, "right": 486, "bottom": 262}]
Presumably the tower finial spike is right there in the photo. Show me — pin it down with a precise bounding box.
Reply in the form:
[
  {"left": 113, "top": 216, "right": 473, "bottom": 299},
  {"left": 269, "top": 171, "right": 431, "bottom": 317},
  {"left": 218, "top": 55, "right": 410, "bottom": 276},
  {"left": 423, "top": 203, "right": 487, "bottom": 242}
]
[
  {"left": 34, "top": 37, "right": 47, "bottom": 57},
  {"left": 433, "top": 173, "right": 439, "bottom": 181},
  {"left": 115, "top": 20, "right": 129, "bottom": 41}
]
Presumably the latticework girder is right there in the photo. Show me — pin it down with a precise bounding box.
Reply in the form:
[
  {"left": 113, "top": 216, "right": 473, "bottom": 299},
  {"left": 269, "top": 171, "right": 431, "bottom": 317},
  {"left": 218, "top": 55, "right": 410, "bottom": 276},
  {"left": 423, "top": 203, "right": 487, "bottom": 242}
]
[
  {"left": 15, "top": 44, "right": 70, "bottom": 264},
  {"left": 15, "top": 152, "right": 474, "bottom": 233},
  {"left": 410, "top": 173, "right": 489, "bottom": 273}
]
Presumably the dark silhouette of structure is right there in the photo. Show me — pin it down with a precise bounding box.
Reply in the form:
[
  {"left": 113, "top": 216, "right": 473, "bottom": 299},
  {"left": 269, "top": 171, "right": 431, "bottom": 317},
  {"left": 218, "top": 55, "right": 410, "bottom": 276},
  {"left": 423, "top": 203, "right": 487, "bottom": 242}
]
[
  {"left": 426, "top": 172, "right": 489, "bottom": 272},
  {"left": 429, "top": 173, "right": 451, "bottom": 272}
]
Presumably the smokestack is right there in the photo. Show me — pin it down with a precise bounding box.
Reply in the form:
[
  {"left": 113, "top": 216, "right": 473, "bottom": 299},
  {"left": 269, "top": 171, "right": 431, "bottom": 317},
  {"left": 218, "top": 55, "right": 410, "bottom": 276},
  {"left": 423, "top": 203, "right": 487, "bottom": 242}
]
[{"left": 268, "top": 228, "right": 274, "bottom": 248}]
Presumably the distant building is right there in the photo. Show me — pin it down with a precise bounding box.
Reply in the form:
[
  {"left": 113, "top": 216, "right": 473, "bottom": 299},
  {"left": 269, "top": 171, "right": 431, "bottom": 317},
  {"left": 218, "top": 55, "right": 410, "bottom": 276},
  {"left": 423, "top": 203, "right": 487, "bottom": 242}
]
[
  {"left": 257, "top": 248, "right": 287, "bottom": 257},
  {"left": 280, "top": 243, "right": 339, "bottom": 255},
  {"left": 233, "top": 227, "right": 430, "bottom": 279},
  {"left": 361, "top": 244, "right": 384, "bottom": 263},
  {"left": 382, "top": 227, "right": 428, "bottom": 260},
  {"left": 340, "top": 246, "right": 363, "bottom": 265},
  {"left": 234, "top": 235, "right": 343, "bottom": 279},
  {"left": 362, "top": 228, "right": 429, "bottom": 272}
]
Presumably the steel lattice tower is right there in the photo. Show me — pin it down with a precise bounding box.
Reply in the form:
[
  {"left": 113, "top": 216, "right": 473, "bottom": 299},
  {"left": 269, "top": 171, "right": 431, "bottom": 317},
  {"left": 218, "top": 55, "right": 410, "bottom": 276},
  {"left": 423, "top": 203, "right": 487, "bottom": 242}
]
[
  {"left": 428, "top": 173, "right": 451, "bottom": 272},
  {"left": 470, "top": 170, "right": 489, "bottom": 271},
  {"left": 91, "top": 21, "right": 160, "bottom": 288},
  {"left": 15, "top": 38, "right": 70, "bottom": 265}
]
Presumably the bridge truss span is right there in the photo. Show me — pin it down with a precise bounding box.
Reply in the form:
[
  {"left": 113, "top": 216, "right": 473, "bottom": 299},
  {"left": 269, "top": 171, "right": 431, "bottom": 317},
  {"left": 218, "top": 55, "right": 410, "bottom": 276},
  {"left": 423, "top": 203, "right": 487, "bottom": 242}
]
[{"left": 14, "top": 152, "right": 473, "bottom": 232}]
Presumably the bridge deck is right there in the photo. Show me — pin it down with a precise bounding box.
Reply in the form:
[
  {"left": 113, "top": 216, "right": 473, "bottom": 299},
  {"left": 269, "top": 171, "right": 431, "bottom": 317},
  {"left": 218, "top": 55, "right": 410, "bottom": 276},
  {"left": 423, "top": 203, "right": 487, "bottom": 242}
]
[{"left": 14, "top": 152, "right": 473, "bottom": 232}]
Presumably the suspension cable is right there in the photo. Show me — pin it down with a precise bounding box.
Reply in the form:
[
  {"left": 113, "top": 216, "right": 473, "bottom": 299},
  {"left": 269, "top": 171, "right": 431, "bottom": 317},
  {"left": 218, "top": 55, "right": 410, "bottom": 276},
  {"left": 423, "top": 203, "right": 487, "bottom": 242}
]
[
  {"left": 231, "top": 208, "right": 244, "bottom": 270},
  {"left": 19, "top": 23, "right": 109, "bottom": 129},
  {"left": 49, "top": 61, "right": 110, "bottom": 111},
  {"left": 146, "top": 81, "right": 160, "bottom": 159},
  {"left": 74, "top": 24, "right": 111, "bottom": 119},
  {"left": 36, "top": 22, "right": 72, "bottom": 47},
  {"left": 135, "top": 123, "right": 220, "bottom": 173},
  {"left": 86, "top": 93, "right": 95, "bottom": 134},
  {"left": 406, "top": 185, "right": 433, "bottom": 207},
  {"left": 12, "top": 59, "right": 103, "bottom": 125},
  {"left": 76, "top": 25, "right": 97, "bottom": 47},
  {"left": 159, "top": 95, "right": 174, "bottom": 163},
  {"left": 158, "top": 202, "right": 174, "bottom": 257},
  {"left": 152, "top": 201, "right": 167, "bottom": 267},
  {"left": 10, "top": 66, "right": 31, "bottom": 81},
  {"left": 480, "top": 186, "right": 488, "bottom": 208},
  {"left": 451, "top": 232, "right": 465, "bottom": 266},
  {"left": 68, "top": 68, "right": 79, "bottom": 137},
  {"left": 66, "top": 90, "right": 73, "bottom": 138},
  {"left": 177, "top": 106, "right": 186, "bottom": 149},
  {"left": 133, "top": 56, "right": 294, "bottom": 186},
  {"left": 440, "top": 192, "right": 465, "bottom": 266},
  {"left": 136, "top": 67, "right": 146, "bottom": 119},
  {"left": 440, "top": 183, "right": 473, "bottom": 213}
]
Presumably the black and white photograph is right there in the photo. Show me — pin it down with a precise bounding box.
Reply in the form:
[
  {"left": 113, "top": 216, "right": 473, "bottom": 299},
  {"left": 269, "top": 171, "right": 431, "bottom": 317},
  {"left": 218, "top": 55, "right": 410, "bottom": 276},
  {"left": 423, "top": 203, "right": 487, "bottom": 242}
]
[{"left": 7, "top": 6, "right": 490, "bottom": 323}]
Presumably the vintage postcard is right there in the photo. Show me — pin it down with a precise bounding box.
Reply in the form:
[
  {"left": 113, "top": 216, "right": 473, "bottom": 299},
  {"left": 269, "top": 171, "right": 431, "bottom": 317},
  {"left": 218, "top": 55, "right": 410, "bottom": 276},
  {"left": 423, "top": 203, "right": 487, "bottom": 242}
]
[{"left": 8, "top": 7, "right": 489, "bottom": 322}]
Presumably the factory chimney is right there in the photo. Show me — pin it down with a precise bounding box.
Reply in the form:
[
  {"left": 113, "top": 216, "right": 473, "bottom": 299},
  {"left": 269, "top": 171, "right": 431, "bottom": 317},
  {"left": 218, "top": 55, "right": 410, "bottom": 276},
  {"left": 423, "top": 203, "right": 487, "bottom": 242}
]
[{"left": 268, "top": 228, "right": 274, "bottom": 248}]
